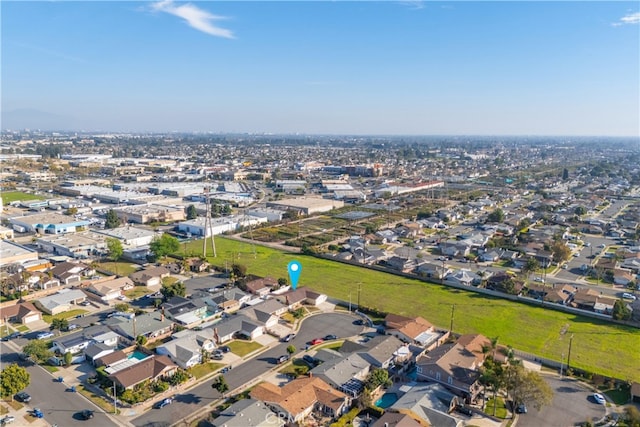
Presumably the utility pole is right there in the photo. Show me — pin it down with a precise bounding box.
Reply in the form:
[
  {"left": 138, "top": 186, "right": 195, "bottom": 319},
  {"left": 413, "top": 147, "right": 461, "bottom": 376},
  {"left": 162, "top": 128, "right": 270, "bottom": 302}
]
[
  {"left": 357, "top": 283, "right": 362, "bottom": 308},
  {"left": 566, "top": 334, "right": 574, "bottom": 373},
  {"left": 450, "top": 304, "right": 455, "bottom": 333},
  {"left": 113, "top": 382, "right": 117, "bottom": 414}
]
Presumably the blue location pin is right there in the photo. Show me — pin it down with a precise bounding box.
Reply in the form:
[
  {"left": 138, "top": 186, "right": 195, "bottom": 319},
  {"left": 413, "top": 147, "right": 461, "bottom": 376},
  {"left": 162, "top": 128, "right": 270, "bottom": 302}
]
[{"left": 288, "top": 260, "right": 302, "bottom": 290}]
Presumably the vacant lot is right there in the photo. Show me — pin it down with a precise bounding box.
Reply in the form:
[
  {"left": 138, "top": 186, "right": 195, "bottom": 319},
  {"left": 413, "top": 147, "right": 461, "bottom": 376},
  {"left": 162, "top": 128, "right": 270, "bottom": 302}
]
[
  {"left": 180, "top": 237, "right": 640, "bottom": 381},
  {"left": 1, "top": 191, "right": 45, "bottom": 204}
]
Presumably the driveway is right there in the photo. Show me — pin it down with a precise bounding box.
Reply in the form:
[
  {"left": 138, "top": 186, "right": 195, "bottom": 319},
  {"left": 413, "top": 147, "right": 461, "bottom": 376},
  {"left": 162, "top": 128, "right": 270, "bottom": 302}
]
[
  {"left": 517, "top": 375, "right": 606, "bottom": 427},
  {"left": 130, "top": 311, "right": 364, "bottom": 427}
]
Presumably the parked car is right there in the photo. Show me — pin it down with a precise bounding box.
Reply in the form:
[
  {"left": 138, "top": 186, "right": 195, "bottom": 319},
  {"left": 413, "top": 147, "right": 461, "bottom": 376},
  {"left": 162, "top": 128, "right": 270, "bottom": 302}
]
[
  {"left": 36, "top": 331, "right": 54, "bottom": 340},
  {"left": 15, "top": 391, "right": 31, "bottom": 402},
  {"left": 67, "top": 324, "right": 79, "bottom": 331},
  {"left": 516, "top": 403, "right": 527, "bottom": 414},
  {"left": 212, "top": 351, "right": 224, "bottom": 360},
  {"left": 78, "top": 410, "right": 94, "bottom": 420},
  {"left": 277, "top": 354, "right": 290, "bottom": 364},
  {"left": 455, "top": 405, "right": 473, "bottom": 416},
  {"left": 219, "top": 346, "right": 231, "bottom": 353},
  {"left": 1, "top": 415, "right": 15, "bottom": 425},
  {"left": 32, "top": 409, "right": 43, "bottom": 419},
  {"left": 309, "top": 338, "right": 324, "bottom": 345},
  {"left": 324, "top": 334, "right": 337, "bottom": 340},
  {"left": 593, "top": 393, "right": 606, "bottom": 405},
  {"left": 281, "top": 333, "right": 296, "bottom": 342},
  {"left": 154, "top": 398, "right": 173, "bottom": 409},
  {"left": 622, "top": 293, "right": 637, "bottom": 300}
]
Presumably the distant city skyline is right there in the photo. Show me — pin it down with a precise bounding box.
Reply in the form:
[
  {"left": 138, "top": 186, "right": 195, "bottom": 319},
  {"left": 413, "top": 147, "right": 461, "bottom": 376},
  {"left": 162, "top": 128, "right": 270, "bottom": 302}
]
[{"left": 2, "top": 1, "right": 639, "bottom": 136}]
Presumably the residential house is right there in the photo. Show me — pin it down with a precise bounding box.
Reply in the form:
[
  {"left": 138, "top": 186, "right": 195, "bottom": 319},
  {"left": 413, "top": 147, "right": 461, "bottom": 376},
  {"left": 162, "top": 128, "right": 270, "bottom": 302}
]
[
  {"left": 385, "top": 314, "right": 442, "bottom": 348},
  {"left": 445, "top": 270, "right": 476, "bottom": 287},
  {"left": 84, "top": 343, "right": 115, "bottom": 364},
  {"left": 162, "top": 296, "right": 208, "bottom": 327},
  {"left": 357, "top": 335, "right": 408, "bottom": 369},
  {"left": 479, "top": 250, "right": 501, "bottom": 263},
  {"left": 185, "top": 257, "right": 210, "bottom": 273},
  {"left": 310, "top": 352, "right": 371, "bottom": 396},
  {"left": 388, "top": 383, "right": 464, "bottom": 427},
  {"left": 209, "top": 288, "right": 251, "bottom": 313},
  {"left": 128, "top": 266, "right": 170, "bottom": 289},
  {"left": 49, "top": 261, "right": 90, "bottom": 286},
  {"left": 415, "top": 334, "right": 490, "bottom": 403},
  {"left": 416, "top": 262, "right": 451, "bottom": 280},
  {"left": 210, "top": 315, "right": 264, "bottom": 343},
  {"left": 486, "top": 272, "right": 523, "bottom": 295},
  {"left": 375, "top": 229, "right": 399, "bottom": 244},
  {"left": 245, "top": 277, "right": 277, "bottom": 297},
  {"left": 385, "top": 256, "right": 417, "bottom": 273},
  {"left": 571, "top": 289, "right": 617, "bottom": 314},
  {"left": 372, "top": 412, "right": 427, "bottom": 427},
  {"left": 109, "top": 355, "right": 178, "bottom": 390},
  {"left": 211, "top": 398, "right": 284, "bottom": 427},
  {"left": 275, "top": 287, "right": 327, "bottom": 309},
  {"left": 106, "top": 311, "right": 174, "bottom": 344},
  {"left": 52, "top": 325, "right": 120, "bottom": 355},
  {"left": 94, "top": 350, "right": 128, "bottom": 368},
  {"left": 35, "top": 289, "right": 88, "bottom": 315},
  {"left": 156, "top": 329, "right": 216, "bottom": 369},
  {"left": 613, "top": 269, "right": 635, "bottom": 287},
  {"left": 250, "top": 376, "right": 350, "bottom": 424},
  {"left": 0, "top": 301, "right": 42, "bottom": 325},
  {"left": 87, "top": 276, "right": 134, "bottom": 303}
]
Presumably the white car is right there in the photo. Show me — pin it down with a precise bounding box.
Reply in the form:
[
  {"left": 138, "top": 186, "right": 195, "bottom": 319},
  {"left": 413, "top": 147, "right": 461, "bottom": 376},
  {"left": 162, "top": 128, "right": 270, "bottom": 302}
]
[
  {"left": 1, "top": 415, "right": 15, "bottom": 424},
  {"left": 37, "top": 331, "right": 54, "bottom": 340},
  {"left": 592, "top": 393, "right": 606, "bottom": 405},
  {"left": 622, "top": 293, "right": 637, "bottom": 300}
]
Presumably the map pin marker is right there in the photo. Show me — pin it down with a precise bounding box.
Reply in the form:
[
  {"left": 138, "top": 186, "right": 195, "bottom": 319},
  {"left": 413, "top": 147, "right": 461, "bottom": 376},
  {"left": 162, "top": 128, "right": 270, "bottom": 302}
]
[{"left": 288, "top": 260, "right": 302, "bottom": 290}]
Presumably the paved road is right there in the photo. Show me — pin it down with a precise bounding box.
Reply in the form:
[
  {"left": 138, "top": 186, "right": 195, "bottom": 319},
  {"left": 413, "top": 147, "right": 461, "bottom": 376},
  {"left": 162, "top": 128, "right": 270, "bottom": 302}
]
[
  {"left": 130, "top": 312, "right": 364, "bottom": 427},
  {"left": 517, "top": 375, "right": 606, "bottom": 427},
  {"left": 0, "top": 342, "right": 117, "bottom": 427}
]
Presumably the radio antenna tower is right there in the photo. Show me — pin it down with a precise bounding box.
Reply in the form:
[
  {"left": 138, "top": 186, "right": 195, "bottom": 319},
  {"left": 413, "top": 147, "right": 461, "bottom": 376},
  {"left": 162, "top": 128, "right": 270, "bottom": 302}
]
[{"left": 203, "top": 186, "right": 217, "bottom": 258}]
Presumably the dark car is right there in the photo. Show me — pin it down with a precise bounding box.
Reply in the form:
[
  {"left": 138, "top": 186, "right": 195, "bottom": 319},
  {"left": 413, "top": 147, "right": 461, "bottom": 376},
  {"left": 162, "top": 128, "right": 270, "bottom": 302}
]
[
  {"left": 456, "top": 405, "right": 473, "bottom": 416},
  {"left": 78, "top": 410, "right": 94, "bottom": 420},
  {"left": 324, "top": 334, "right": 337, "bottom": 340},
  {"left": 14, "top": 392, "right": 31, "bottom": 403},
  {"left": 516, "top": 403, "right": 527, "bottom": 414},
  {"left": 277, "top": 354, "right": 290, "bottom": 364},
  {"left": 354, "top": 319, "right": 364, "bottom": 326},
  {"left": 154, "top": 398, "right": 173, "bottom": 409},
  {"left": 219, "top": 346, "right": 231, "bottom": 353}
]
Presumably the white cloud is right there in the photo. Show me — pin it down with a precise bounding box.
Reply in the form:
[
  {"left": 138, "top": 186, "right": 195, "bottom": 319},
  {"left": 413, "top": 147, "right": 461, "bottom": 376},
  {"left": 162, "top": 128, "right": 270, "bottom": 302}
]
[
  {"left": 612, "top": 11, "right": 640, "bottom": 26},
  {"left": 398, "top": 1, "right": 425, "bottom": 10},
  {"left": 152, "top": 0, "right": 234, "bottom": 39}
]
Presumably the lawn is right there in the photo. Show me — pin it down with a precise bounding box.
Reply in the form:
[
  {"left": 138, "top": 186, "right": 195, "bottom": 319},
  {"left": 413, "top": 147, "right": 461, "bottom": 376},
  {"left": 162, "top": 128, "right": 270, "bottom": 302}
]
[
  {"left": 42, "top": 309, "right": 88, "bottom": 323},
  {"left": 485, "top": 396, "right": 508, "bottom": 419},
  {"left": 0, "top": 404, "right": 8, "bottom": 415},
  {"left": 179, "top": 237, "right": 640, "bottom": 382},
  {"left": 97, "top": 261, "right": 140, "bottom": 276},
  {"left": 226, "top": 340, "right": 263, "bottom": 357},
  {"left": 124, "top": 286, "right": 152, "bottom": 300},
  {"left": 42, "top": 365, "right": 59, "bottom": 373},
  {"left": 278, "top": 358, "right": 310, "bottom": 376},
  {"left": 189, "top": 362, "right": 225, "bottom": 380},
  {"left": 77, "top": 385, "right": 119, "bottom": 414},
  {"left": 0, "top": 191, "right": 45, "bottom": 204},
  {"left": 4, "top": 400, "right": 22, "bottom": 410}
]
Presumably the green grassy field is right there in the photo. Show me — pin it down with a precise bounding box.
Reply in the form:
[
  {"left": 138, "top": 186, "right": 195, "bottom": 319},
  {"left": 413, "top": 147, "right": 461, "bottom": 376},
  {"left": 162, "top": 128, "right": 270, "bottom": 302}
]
[
  {"left": 226, "top": 340, "right": 263, "bottom": 357},
  {"left": 0, "top": 191, "right": 45, "bottom": 204},
  {"left": 180, "top": 237, "right": 640, "bottom": 382}
]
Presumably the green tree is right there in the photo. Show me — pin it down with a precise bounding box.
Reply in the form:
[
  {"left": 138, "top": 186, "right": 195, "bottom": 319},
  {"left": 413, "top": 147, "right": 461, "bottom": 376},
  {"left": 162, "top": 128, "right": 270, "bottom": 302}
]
[
  {"left": 612, "top": 300, "right": 632, "bottom": 321},
  {"left": 106, "top": 237, "right": 123, "bottom": 263},
  {"left": 161, "top": 281, "right": 186, "bottom": 299},
  {"left": 136, "top": 335, "right": 148, "bottom": 346},
  {"left": 0, "top": 364, "right": 30, "bottom": 399},
  {"left": 64, "top": 351, "right": 73, "bottom": 366},
  {"left": 50, "top": 318, "right": 69, "bottom": 331},
  {"left": 365, "top": 368, "right": 392, "bottom": 390},
  {"left": 212, "top": 375, "right": 229, "bottom": 394},
  {"left": 114, "top": 303, "right": 130, "bottom": 312},
  {"left": 65, "top": 207, "right": 78, "bottom": 216},
  {"left": 149, "top": 233, "right": 180, "bottom": 260},
  {"left": 506, "top": 364, "right": 553, "bottom": 411},
  {"left": 232, "top": 263, "right": 247, "bottom": 279},
  {"left": 186, "top": 204, "right": 198, "bottom": 220},
  {"left": 562, "top": 168, "right": 569, "bottom": 181},
  {"left": 487, "top": 208, "right": 505, "bottom": 223},
  {"left": 521, "top": 257, "right": 540, "bottom": 280},
  {"left": 23, "top": 340, "right": 53, "bottom": 364},
  {"left": 286, "top": 345, "right": 296, "bottom": 355},
  {"left": 574, "top": 206, "right": 587, "bottom": 216},
  {"left": 105, "top": 209, "right": 121, "bottom": 229},
  {"left": 551, "top": 241, "right": 572, "bottom": 264},
  {"left": 479, "top": 357, "right": 504, "bottom": 416},
  {"left": 169, "top": 369, "right": 190, "bottom": 386}
]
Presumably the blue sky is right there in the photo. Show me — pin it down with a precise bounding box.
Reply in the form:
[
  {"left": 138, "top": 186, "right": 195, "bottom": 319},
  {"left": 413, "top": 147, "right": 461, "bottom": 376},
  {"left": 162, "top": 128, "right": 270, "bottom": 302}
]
[{"left": 2, "top": 1, "right": 639, "bottom": 136}]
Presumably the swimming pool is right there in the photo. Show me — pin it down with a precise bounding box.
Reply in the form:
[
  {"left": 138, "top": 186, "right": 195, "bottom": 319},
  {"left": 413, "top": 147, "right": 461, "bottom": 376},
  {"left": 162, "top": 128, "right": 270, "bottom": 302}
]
[
  {"left": 375, "top": 392, "right": 398, "bottom": 409},
  {"left": 128, "top": 350, "right": 148, "bottom": 361}
]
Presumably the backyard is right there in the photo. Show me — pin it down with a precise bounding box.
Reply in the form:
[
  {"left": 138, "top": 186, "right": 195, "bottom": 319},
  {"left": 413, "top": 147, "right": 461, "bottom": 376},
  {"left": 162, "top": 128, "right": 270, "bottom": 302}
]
[{"left": 178, "top": 237, "right": 640, "bottom": 382}]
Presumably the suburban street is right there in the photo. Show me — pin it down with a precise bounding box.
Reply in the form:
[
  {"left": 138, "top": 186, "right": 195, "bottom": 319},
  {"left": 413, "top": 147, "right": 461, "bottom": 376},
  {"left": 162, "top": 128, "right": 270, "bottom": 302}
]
[
  {"left": 0, "top": 342, "right": 118, "bottom": 427},
  {"left": 130, "top": 312, "right": 364, "bottom": 427}
]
